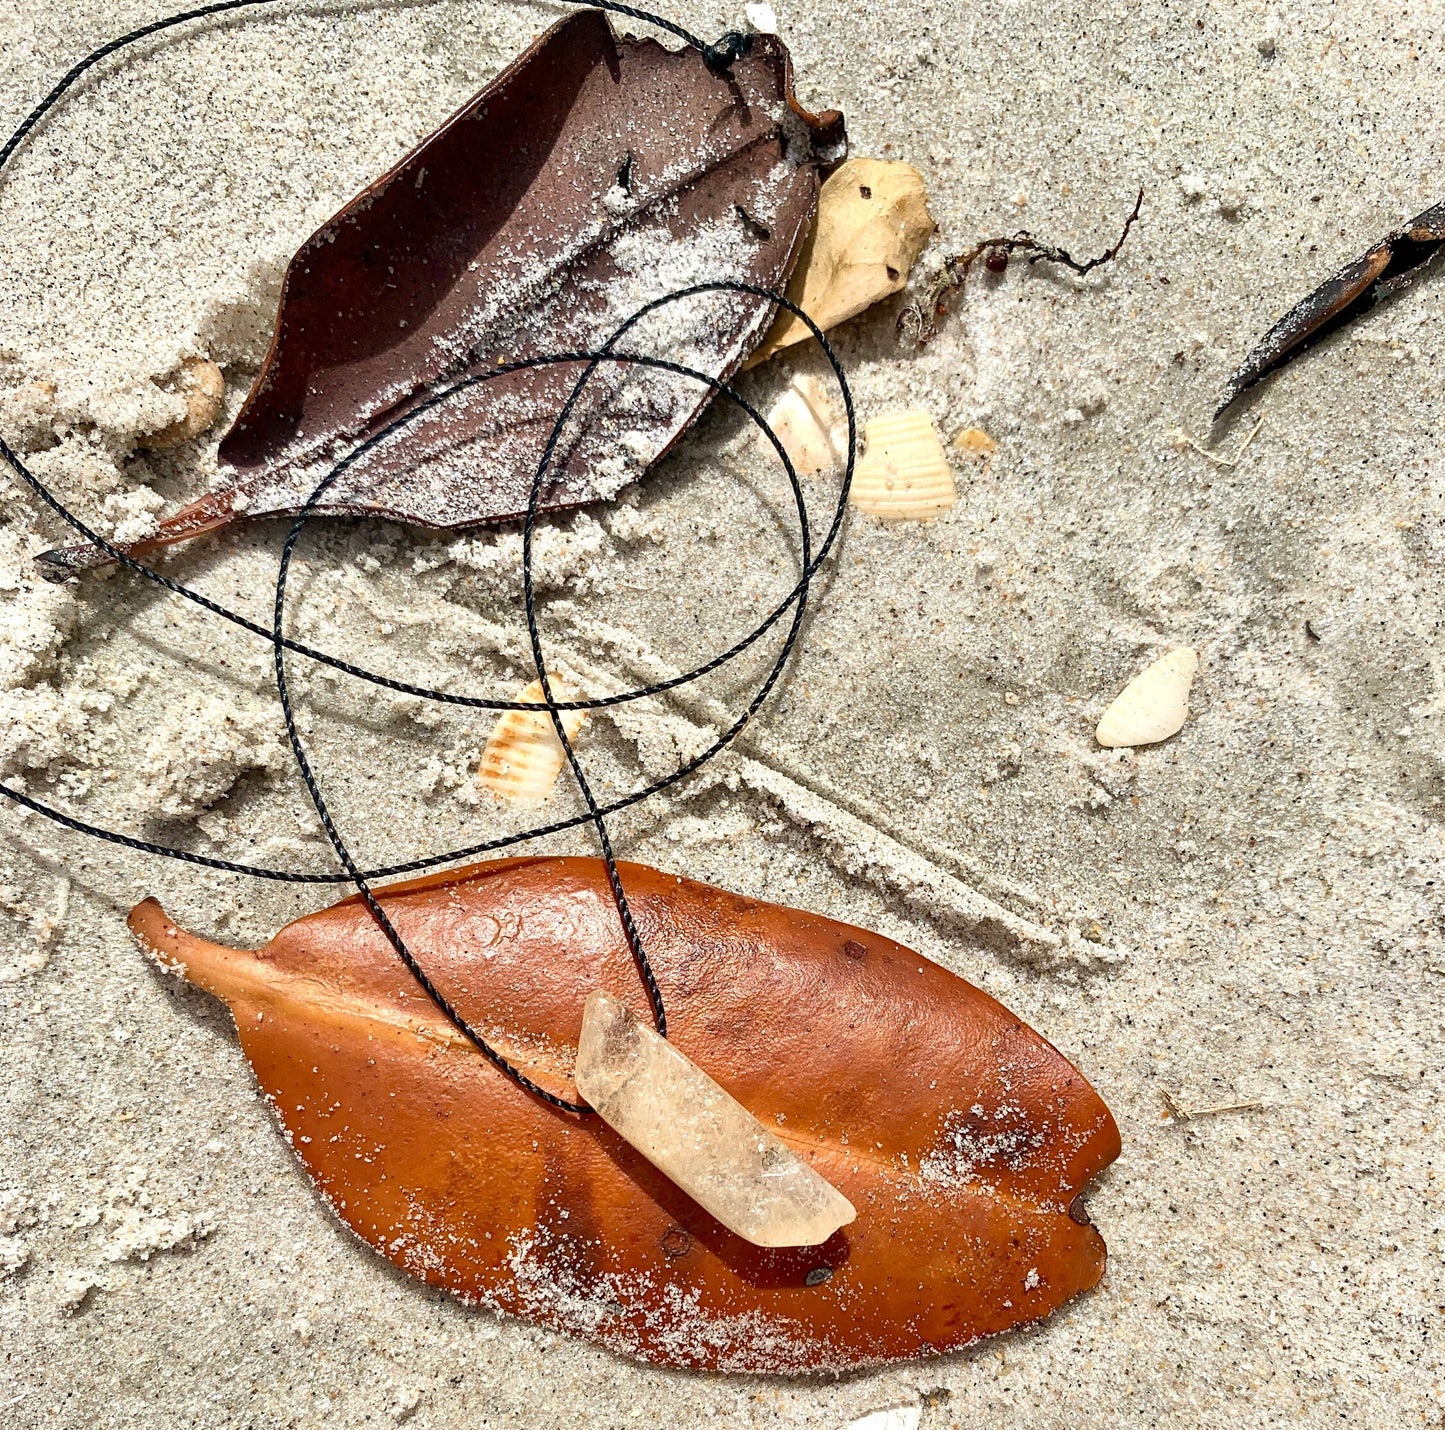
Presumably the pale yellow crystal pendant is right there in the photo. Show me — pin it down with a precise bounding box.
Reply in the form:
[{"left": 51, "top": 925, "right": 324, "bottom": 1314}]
[{"left": 575, "top": 990, "right": 856, "bottom": 1248}]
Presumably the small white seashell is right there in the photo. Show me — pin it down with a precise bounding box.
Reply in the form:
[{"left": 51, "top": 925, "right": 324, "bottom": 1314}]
[
  {"left": 762, "top": 374, "right": 843, "bottom": 477},
  {"left": 1095, "top": 648, "right": 1199, "bottom": 748},
  {"left": 477, "top": 675, "right": 587, "bottom": 807},
  {"left": 849, "top": 410, "right": 955, "bottom": 520}
]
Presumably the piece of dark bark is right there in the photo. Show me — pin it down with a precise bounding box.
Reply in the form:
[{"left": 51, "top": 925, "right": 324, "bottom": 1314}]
[
  {"left": 39, "top": 13, "right": 844, "bottom": 578},
  {"left": 1215, "top": 197, "right": 1445, "bottom": 419}
]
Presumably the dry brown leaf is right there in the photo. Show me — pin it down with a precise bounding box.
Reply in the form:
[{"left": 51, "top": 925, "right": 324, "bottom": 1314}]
[{"left": 40, "top": 14, "right": 845, "bottom": 578}]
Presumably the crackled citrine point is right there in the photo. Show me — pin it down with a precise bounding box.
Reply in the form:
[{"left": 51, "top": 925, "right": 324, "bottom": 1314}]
[{"left": 575, "top": 990, "right": 856, "bottom": 1248}]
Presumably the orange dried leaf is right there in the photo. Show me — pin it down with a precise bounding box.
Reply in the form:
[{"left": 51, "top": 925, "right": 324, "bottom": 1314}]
[{"left": 130, "top": 857, "right": 1118, "bottom": 1373}]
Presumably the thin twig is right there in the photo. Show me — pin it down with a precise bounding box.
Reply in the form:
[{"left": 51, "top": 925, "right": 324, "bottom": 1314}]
[
  {"left": 1171, "top": 415, "right": 1264, "bottom": 468},
  {"left": 901, "top": 188, "right": 1144, "bottom": 344},
  {"left": 1160, "top": 1090, "right": 1191, "bottom": 1122},
  {"left": 1162, "top": 1091, "right": 1266, "bottom": 1123}
]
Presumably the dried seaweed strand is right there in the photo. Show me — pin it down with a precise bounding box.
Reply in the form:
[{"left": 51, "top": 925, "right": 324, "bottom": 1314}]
[{"left": 901, "top": 188, "right": 1144, "bottom": 343}]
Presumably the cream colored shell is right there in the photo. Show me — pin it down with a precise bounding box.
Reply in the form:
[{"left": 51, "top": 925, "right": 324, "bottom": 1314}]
[
  {"left": 952, "top": 426, "right": 997, "bottom": 457},
  {"left": 849, "top": 410, "right": 955, "bottom": 520},
  {"left": 146, "top": 357, "right": 225, "bottom": 450},
  {"left": 1095, "top": 648, "right": 1199, "bottom": 748},
  {"left": 747, "top": 158, "right": 936, "bottom": 365},
  {"left": 761, "top": 374, "right": 844, "bottom": 477},
  {"left": 478, "top": 676, "right": 587, "bottom": 806}
]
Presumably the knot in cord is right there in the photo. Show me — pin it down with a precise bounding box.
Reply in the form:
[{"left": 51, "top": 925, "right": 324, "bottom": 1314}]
[{"left": 702, "top": 29, "right": 752, "bottom": 73}]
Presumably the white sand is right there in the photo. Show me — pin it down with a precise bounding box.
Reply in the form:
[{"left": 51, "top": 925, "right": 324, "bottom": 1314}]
[{"left": 1, "top": 1, "right": 1442, "bottom": 1424}]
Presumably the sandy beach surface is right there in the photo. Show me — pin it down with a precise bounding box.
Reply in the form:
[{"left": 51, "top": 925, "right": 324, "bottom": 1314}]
[{"left": 1, "top": 0, "right": 1442, "bottom": 1424}]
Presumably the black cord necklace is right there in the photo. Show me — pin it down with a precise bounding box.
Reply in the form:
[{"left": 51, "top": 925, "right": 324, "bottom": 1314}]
[{"left": 0, "top": 0, "right": 855, "bottom": 1114}]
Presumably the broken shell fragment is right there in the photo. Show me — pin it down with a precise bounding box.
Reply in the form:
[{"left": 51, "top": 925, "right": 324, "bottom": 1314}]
[
  {"left": 762, "top": 373, "right": 843, "bottom": 477},
  {"left": 747, "top": 157, "right": 936, "bottom": 364},
  {"left": 1095, "top": 648, "right": 1199, "bottom": 748},
  {"left": 576, "top": 989, "right": 856, "bottom": 1248},
  {"left": 477, "top": 675, "right": 586, "bottom": 806},
  {"left": 850, "top": 410, "right": 955, "bottom": 520},
  {"left": 146, "top": 358, "right": 225, "bottom": 449},
  {"left": 951, "top": 426, "right": 997, "bottom": 457}
]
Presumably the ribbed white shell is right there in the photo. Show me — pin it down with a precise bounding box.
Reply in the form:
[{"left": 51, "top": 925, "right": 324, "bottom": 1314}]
[
  {"left": 850, "top": 409, "right": 955, "bottom": 520},
  {"left": 478, "top": 676, "right": 587, "bottom": 806}
]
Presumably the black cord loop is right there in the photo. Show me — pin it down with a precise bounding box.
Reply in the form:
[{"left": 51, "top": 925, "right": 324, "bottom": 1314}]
[{"left": 0, "top": 2, "right": 853, "bottom": 1114}]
